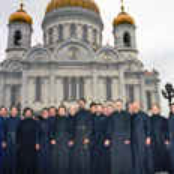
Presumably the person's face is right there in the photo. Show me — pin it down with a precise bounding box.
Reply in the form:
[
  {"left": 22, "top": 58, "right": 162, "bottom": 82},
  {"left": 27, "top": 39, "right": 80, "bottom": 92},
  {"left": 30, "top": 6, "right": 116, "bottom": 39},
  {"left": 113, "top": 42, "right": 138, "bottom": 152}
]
[
  {"left": 102, "top": 107, "right": 108, "bottom": 116},
  {"left": 133, "top": 102, "right": 141, "bottom": 113},
  {"left": 11, "top": 108, "right": 18, "bottom": 117},
  {"left": 128, "top": 104, "right": 134, "bottom": 114},
  {"left": 69, "top": 105, "right": 78, "bottom": 116},
  {"left": 58, "top": 108, "right": 66, "bottom": 116},
  {"left": 78, "top": 100, "right": 86, "bottom": 109},
  {"left": 151, "top": 105, "right": 160, "bottom": 115},
  {"left": 25, "top": 110, "right": 33, "bottom": 118},
  {"left": 171, "top": 105, "right": 174, "bottom": 114},
  {"left": 96, "top": 105, "right": 103, "bottom": 115},
  {"left": 0, "top": 108, "right": 8, "bottom": 117},
  {"left": 115, "top": 102, "right": 123, "bottom": 112},
  {"left": 107, "top": 106, "right": 114, "bottom": 116},
  {"left": 42, "top": 110, "right": 49, "bottom": 119},
  {"left": 49, "top": 108, "right": 56, "bottom": 117},
  {"left": 90, "top": 105, "right": 96, "bottom": 114}
]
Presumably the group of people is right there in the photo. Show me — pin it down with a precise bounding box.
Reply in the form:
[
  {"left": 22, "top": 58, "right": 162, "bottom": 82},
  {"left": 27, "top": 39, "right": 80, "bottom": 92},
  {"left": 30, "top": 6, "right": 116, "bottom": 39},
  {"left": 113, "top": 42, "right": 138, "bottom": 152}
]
[{"left": 0, "top": 98, "right": 174, "bottom": 174}]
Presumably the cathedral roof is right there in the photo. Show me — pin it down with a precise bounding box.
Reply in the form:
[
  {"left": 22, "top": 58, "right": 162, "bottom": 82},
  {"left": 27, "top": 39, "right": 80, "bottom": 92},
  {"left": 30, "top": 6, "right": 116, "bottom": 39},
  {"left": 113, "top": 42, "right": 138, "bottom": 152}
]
[
  {"left": 113, "top": 11, "right": 135, "bottom": 26},
  {"left": 45, "top": 0, "right": 100, "bottom": 14},
  {"left": 113, "top": 0, "right": 135, "bottom": 26},
  {"left": 9, "top": 3, "right": 33, "bottom": 25}
]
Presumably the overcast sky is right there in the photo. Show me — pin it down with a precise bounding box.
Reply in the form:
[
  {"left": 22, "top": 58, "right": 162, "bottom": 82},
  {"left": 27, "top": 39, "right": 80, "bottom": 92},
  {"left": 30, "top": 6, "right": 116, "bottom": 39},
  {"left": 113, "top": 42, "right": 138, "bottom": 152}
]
[{"left": 0, "top": 0, "right": 174, "bottom": 114}]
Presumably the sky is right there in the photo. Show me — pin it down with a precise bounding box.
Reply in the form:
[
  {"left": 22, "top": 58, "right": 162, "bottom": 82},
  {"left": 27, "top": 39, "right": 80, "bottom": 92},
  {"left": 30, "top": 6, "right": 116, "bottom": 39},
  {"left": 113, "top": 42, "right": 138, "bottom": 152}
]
[{"left": 0, "top": 0, "right": 174, "bottom": 114}]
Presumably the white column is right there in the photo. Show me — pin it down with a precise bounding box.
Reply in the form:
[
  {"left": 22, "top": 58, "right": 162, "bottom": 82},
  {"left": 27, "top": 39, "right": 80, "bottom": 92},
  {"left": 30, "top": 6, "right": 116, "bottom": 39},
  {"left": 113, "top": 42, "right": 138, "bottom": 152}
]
[
  {"left": 118, "top": 68, "right": 126, "bottom": 106},
  {"left": 0, "top": 76, "right": 5, "bottom": 106},
  {"left": 21, "top": 71, "right": 28, "bottom": 109},
  {"left": 140, "top": 76, "right": 146, "bottom": 110},
  {"left": 91, "top": 68, "right": 98, "bottom": 101},
  {"left": 85, "top": 77, "right": 93, "bottom": 102},
  {"left": 112, "top": 77, "right": 119, "bottom": 101},
  {"left": 6, "top": 85, "right": 11, "bottom": 108},
  {"left": 49, "top": 75, "right": 55, "bottom": 105}
]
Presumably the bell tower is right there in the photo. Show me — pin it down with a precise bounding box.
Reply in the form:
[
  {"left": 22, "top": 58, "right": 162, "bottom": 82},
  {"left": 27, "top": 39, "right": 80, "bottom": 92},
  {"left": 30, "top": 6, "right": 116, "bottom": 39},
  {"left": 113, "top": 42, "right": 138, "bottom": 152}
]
[
  {"left": 113, "top": 0, "right": 137, "bottom": 52},
  {"left": 6, "top": 2, "right": 33, "bottom": 59}
]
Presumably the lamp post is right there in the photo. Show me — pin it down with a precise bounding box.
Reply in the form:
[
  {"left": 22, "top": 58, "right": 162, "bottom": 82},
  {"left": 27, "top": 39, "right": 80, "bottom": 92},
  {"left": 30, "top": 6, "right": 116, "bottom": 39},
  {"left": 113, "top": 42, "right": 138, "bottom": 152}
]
[{"left": 162, "top": 83, "right": 174, "bottom": 110}]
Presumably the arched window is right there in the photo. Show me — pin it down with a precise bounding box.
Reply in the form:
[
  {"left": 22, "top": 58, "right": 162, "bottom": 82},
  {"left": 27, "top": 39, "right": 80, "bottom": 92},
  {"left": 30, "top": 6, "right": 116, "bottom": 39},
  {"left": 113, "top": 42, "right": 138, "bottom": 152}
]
[
  {"left": 146, "top": 91, "right": 152, "bottom": 110},
  {"left": 126, "top": 85, "right": 134, "bottom": 103},
  {"left": 70, "top": 23, "right": 76, "bottom": 37},
  {"left": 71, "top": 77, "right": 77, "bottom": 100},
  {"left": 123, "top": 32, "right": 131, "bottom": 47},
  {"left": 58, "top": 24, "right": 63, "bottom": 41},
  {"left": 48, "top": 28, "right": 53, "bottom": 44},
  {"left": 79, "top": 77, "right": 84, "bottom": 99},
  {"left": 93, "top": 29, "right": 97, "bottom": 45},
  {"left": 106, "top": 77, "right": 112, "bottom": 100},
  {"left": 63, "top": 77, "right": 69, "bottom": 101},
  {"left": 14, "top": 30, "right": 22, "bottom": 46},
  {"left": 35, "top": 77, "right": 42, "bottom": 102},
  {"left": 11, "top": 85, "right": 20, "bottom": 106},
  {"left": 82, "top": 25, "right": 88, "bottom": 43}
]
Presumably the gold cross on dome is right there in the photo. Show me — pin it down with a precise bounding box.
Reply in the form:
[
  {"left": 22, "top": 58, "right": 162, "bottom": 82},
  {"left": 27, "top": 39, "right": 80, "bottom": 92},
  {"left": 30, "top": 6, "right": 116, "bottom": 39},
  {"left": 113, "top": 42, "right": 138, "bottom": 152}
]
[{"left": 121, "top": 0, "right": 125, "bottom": 12}]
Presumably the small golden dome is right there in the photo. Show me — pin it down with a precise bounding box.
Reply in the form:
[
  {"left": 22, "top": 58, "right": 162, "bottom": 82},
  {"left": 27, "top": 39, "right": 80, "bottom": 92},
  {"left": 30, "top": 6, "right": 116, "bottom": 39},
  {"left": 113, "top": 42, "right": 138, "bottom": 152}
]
[
  {"left": 9, "top": 3, "right": 33, "bottom": 25},
  {"left": 45, "top": 0, "right": 100, "bottom": 14},
  {"left": 113, "top": 12, "right": 135, "bottom": 26}
]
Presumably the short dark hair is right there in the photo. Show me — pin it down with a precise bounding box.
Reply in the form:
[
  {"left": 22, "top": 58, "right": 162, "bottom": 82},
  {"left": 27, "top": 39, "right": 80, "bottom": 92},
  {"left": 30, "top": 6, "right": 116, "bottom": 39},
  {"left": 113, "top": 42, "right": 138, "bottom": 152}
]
[
  {"left": 10, "top": 106, "right": 19, "bottom": 112},
  {"left": 90, "top": 102, "right": 97, "bottom": 108},
  {"left": 58, "top": 105, "right": 67, "bottom": 112},
  {"left": 42, "top": 108, "right": 49, "bottom": 112},
  {"left": 0, "top": 106, "right": 8, "bottom": 111},
  {"left": 23, "top": 107, "right": 34, "bottom": 116},
  {"left": 78, "top": 98, "right": 86, "bottom": 103},
  {"left": 49, "top": 106, "right": 57, "bottom": 112}
]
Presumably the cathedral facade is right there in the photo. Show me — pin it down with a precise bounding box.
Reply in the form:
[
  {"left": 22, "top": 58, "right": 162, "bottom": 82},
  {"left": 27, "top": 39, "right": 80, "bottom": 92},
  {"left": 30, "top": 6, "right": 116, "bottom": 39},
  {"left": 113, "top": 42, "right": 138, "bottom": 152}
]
[{"left": 0, "top": 0, "right": 160, "bottom": 111}]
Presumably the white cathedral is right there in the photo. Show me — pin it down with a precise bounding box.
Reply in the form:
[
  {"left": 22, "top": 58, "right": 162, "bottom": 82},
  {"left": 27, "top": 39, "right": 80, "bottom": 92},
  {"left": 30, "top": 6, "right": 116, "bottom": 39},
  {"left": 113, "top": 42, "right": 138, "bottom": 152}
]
[{"left": 0, "top": 0, "right": 160, "bottom": 111}]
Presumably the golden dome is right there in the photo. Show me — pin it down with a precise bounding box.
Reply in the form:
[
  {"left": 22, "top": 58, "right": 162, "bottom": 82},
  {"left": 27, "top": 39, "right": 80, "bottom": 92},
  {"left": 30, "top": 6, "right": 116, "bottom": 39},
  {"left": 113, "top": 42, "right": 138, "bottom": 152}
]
[
  {"left": 45, "top": 0, "right": 100, "bottom": 14},
  {"left": 113, "top": 11, "right": 135, "bottom": 26},
  {"left": 9, "top": 3, "right": 33, "bottom": 25}
]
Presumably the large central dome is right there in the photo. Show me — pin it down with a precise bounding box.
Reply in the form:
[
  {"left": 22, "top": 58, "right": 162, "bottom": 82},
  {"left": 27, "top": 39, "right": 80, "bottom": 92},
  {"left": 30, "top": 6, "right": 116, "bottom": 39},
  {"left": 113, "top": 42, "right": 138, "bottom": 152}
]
[{"left": 45, "top": 0, "right": 100, "bottom": 14}]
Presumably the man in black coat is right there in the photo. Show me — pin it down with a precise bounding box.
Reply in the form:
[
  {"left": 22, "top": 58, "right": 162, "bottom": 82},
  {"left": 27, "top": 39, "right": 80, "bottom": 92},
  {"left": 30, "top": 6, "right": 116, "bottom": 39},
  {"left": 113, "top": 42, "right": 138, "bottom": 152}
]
[
  {"left": 151, "top": 104, "right": 170, "bottom": 173},
  {"left": 16, "top": 108, "right": 40, "bottom": 174},
  {"left": 50, "top": 105, "right": 71, "bottom": 174},
  {"left": 37, "top": 108, "right": 51, "bottom": 174},
  {"left": 131, "top": 102, "right": 154, "bottom": 174},
  {"left": 106, "top": 99, "right": 133, "bottom": 174},
  {"left": 1, "top": 107, "right": 21, "bottom": 174},
  {"left": 91, "top": 103, "right": 111, "bottom": 174},
  {"left": 71, "top": 98, "right": 93, "bottom": 174}
]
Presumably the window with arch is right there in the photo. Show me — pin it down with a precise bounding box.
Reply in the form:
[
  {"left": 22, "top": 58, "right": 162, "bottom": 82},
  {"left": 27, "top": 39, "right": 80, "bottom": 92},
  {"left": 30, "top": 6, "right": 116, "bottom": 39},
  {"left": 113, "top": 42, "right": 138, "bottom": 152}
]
[
  {"left": 35, "top": 77, "right": 42, "bottom": 102},
  {"left": 11, "top": 85, "right": 20, "bottom": 106},
  {"left": 146, "top": 91, "right": 152, "bottom": 110},
  {"left": 48, "top": 28, "right": 53, "bottom": 44},
  {"left": 70, "top": 23, "right": 76, "bottom": 37},
  {"left": 106, "top": 77, "right": 112, "bottom": 100},
  {"left": 58, "top": 24, "right": 63, "bottom": 41},
  {"left": 63, "top": 77, "right": 69, "bottom": 101},
  {"left": 82, "top": 25, "right": 88, "bottom": 43},
  {"left": 126, "top": 85, "right": 134, "bottom": 103},
  {"left": 14, "top": 30, "right": 22, "bottom": 46},
  {"left": 123, "top": 32, "right": 131, "bottom": 47},
  {"left": 79, "top": 77, "right": 85, "bottom": 99},
  {"left": 71, "top": 77, "right": 77, "bottom": 100},
  {"left": 93, "top": 29, "right": 97, "bottom": 45}
]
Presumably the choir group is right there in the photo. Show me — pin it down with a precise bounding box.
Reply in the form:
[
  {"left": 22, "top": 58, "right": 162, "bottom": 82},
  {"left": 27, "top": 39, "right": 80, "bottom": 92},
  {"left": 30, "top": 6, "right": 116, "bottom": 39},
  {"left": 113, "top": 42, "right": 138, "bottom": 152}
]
[{"left": 0, "top": 98, "right": 174, "bottom": 174}]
